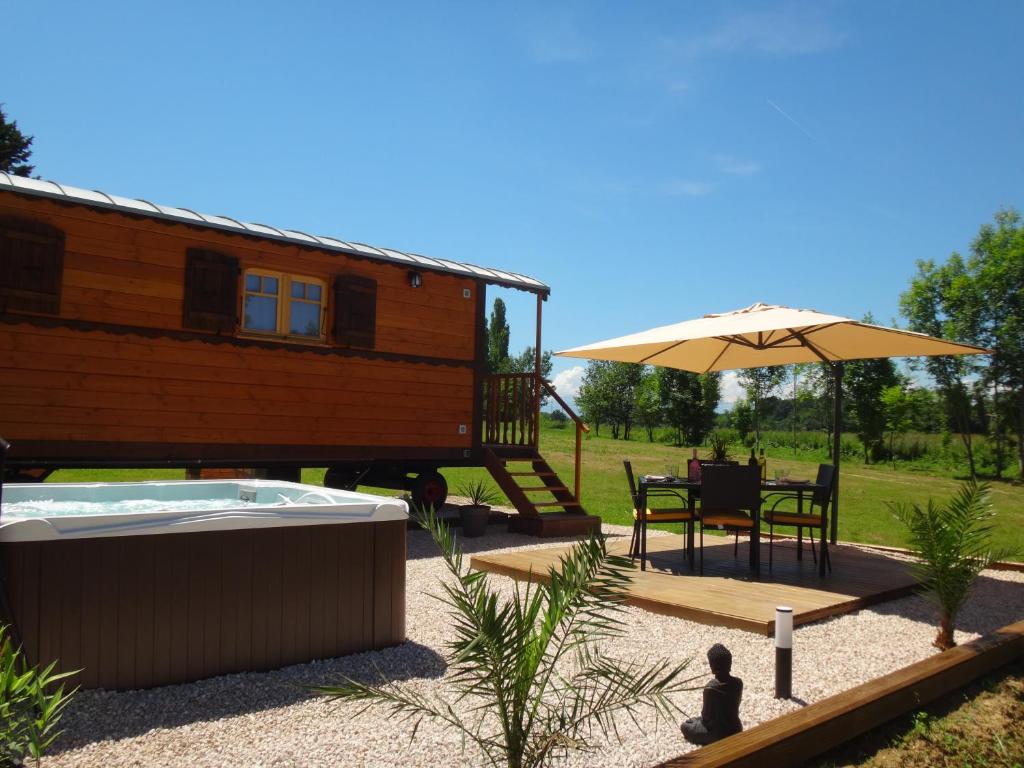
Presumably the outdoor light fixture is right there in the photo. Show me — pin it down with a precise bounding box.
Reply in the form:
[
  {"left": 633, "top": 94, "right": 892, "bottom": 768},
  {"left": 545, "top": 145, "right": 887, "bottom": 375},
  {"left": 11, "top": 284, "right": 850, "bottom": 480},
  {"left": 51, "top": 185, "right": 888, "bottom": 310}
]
[
  {"left": 775, "top": 605, "right": 793, "bottom": 699},
  {"left": 408, "top": 271, "right": 423, "bottom": 288}
]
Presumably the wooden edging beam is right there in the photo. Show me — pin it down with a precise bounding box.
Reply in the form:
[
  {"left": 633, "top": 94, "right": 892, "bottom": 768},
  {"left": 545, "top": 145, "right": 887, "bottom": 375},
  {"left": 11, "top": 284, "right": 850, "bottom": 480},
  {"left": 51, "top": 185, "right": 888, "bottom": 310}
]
[{"left": 656, "top": 619, "right": 1024, "bottom": 768}]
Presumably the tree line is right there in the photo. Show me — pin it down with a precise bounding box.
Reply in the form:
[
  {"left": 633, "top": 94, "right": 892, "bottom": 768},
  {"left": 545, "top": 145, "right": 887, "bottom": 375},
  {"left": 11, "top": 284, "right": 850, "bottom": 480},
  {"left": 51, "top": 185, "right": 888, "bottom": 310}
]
[{"left": 570, "top": 210, "right": 1023, "bottom": 480}]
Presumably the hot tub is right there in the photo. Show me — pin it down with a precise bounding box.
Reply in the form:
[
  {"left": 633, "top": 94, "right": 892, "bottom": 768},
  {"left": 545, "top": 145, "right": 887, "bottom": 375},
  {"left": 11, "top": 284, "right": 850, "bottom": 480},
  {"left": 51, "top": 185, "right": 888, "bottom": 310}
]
[{"left": 0, "top": 480, "right": 408, "bottom": 690}]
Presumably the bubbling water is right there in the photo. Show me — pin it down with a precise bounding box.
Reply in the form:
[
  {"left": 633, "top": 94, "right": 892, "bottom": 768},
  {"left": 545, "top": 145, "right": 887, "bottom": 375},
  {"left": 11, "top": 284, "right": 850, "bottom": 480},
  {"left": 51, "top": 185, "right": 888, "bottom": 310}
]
[{"left": 1, "top": 497, "right": 260, "bottom": 518}]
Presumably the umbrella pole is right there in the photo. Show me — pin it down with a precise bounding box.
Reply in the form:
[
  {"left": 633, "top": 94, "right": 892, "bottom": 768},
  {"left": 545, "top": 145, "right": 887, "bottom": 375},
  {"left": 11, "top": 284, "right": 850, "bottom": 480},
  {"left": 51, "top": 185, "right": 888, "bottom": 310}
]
[{"left": 830, "top": 362, "right": 843, "bottom": 546}]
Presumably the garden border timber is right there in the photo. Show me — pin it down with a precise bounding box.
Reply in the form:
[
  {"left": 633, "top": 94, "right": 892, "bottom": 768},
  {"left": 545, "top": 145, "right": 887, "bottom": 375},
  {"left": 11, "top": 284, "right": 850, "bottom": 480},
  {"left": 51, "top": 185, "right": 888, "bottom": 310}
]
[{"left": 656, "top": 618, "right": 1024, "bottom": 768}]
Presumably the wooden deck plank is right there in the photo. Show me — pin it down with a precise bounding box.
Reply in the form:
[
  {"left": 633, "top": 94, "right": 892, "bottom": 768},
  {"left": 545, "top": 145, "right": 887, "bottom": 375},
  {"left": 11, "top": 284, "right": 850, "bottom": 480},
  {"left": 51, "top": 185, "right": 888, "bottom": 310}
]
[{"left": 471, "top": 535, "right": 917, "bottom": 635}]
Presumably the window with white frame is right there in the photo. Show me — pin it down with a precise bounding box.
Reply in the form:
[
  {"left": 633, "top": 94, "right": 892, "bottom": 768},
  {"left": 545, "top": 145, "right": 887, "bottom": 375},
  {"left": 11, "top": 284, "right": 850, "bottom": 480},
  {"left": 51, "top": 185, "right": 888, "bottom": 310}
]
[{"left": 242, "top": 269, "right": 325, "bottom": 341}]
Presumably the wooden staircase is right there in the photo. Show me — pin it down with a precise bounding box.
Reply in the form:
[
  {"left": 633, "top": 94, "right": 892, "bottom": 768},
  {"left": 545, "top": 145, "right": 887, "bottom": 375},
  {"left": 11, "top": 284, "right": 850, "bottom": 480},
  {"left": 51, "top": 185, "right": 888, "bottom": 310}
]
[{"left": 482, "top": 375, "right": 600, "bottom": 538}]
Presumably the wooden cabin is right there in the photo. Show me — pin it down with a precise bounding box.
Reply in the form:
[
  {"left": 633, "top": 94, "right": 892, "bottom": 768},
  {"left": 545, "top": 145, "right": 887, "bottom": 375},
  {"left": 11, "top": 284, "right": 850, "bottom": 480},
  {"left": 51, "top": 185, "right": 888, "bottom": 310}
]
[{"left": 0, "top": 174, "right": 597, "bottom": 536}]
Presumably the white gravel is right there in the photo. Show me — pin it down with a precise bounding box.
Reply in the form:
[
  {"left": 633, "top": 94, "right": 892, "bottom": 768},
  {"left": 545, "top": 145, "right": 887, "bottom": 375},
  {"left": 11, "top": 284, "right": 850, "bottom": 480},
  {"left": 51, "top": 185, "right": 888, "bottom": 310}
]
[{"left": 46, "top": 523, "right": 1024, "bottom": 768}]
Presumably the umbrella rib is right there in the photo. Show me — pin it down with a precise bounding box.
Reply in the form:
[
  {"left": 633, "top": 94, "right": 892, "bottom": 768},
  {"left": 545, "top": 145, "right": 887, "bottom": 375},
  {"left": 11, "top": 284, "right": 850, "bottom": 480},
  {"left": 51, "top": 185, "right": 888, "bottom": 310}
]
[
  {"left": 640, "top": 340, "right": 688, "bottom": 364},
  {"left": 788, "top": 328, "right": 833, "bottom": 364}
]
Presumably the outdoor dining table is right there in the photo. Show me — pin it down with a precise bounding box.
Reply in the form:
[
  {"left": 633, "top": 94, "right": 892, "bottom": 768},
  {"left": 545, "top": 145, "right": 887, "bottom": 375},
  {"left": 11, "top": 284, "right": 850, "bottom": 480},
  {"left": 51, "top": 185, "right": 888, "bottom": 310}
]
[{"left": 636, "top": 475, "right": 829, "bottom": 578}]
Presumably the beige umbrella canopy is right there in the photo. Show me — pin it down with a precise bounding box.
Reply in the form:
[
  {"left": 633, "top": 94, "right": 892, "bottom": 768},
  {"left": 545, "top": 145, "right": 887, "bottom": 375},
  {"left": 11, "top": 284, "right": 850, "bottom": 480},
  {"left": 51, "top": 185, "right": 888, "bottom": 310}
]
[
  {"left": 557, "top": 303, "right": 988, "bottom": 558},
  {"left": 558, "top": 303, "right": 987, "bottom": 372}
]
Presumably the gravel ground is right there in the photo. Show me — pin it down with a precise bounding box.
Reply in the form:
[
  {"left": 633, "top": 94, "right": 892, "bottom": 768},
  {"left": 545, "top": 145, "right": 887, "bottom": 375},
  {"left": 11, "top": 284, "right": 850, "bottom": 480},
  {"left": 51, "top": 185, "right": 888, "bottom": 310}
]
[{"left": 46, "top": 522, "right": 1024, "bottom": 768}]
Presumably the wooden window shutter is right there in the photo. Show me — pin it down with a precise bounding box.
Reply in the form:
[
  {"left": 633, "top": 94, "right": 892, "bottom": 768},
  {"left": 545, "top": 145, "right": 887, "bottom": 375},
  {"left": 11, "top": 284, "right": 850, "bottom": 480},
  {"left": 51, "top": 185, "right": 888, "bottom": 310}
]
[
  {"left": 0, "top": 217, "right": 64, "bottom": 314},
  {"left": 183, "top": 249, "right": 239, "bottom": 333},
  {"left": 334, "top": 274, "right": 377, "bottom": 348}
]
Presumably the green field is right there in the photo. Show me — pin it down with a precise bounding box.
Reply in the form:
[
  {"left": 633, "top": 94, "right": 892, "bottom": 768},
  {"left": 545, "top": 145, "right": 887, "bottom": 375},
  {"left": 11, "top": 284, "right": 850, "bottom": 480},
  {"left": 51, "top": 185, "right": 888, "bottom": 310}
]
[{"left": 45, "top": 421, "right": 1024, "bottom": 560}]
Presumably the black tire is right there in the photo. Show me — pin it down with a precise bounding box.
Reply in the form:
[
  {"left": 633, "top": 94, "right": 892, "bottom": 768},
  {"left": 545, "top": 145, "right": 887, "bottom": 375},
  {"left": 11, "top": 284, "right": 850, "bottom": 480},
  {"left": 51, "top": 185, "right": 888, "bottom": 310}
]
[{"left": 411, "top": 471, "right": 448, "bottom": 510}]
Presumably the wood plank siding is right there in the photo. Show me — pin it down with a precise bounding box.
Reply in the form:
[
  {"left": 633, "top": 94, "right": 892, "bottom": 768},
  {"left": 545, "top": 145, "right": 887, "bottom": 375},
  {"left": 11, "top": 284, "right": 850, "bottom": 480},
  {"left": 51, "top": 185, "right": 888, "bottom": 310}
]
[
  {"left": 0, "top": 521, "right": 407, "bottom": 690},
  {"left": 0, "top": 194, "right": 481, "bottom": 463}
]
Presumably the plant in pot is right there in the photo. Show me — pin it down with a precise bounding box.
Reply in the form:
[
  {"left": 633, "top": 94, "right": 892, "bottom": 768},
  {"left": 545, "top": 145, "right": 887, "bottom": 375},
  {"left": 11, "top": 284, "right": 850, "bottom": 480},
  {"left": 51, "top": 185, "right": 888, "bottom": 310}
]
[
  {"left": 456, "top": 479, "right": 500, "bottom": 537},
  {"left": 706, "top": 432, "right": 732, "bottom": 464}
]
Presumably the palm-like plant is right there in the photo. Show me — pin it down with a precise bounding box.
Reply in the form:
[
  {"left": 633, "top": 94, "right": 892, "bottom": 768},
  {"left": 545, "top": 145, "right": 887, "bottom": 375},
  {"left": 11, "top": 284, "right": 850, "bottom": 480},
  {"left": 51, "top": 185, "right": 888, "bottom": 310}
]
[
  {"left": 312, "top": 506, "right": 699, "bottom": 767},
  {"left": 891, "top": 480, "right": 1012, "bottom": 651}
]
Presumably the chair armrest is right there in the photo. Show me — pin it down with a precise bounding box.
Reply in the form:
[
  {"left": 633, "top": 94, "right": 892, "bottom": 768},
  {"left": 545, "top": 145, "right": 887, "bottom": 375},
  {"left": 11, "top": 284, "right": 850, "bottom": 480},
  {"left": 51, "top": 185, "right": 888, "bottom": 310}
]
[{"left": 645, "top": 488, "right": 689, "bottom": 505}]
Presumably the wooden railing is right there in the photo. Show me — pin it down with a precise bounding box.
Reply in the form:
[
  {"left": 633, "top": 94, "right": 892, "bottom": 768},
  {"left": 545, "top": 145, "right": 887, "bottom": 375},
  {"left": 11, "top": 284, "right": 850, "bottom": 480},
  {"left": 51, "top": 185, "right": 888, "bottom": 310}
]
[
  {"left": 541, "top": 379, "right": 589, "bottom": 502},
  {"left": 482, "top": 375, "right": 590, "bottom": 502},
  {"left": 483, "top": 373, "right": 539, "bottom": 447}
]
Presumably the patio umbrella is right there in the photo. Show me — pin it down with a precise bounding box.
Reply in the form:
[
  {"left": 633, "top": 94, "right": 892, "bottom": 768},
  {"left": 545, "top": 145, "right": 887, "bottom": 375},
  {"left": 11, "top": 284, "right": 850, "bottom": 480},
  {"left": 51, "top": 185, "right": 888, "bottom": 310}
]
[{"left": 557, "top": 303, "right": 988, "bottom": 547}]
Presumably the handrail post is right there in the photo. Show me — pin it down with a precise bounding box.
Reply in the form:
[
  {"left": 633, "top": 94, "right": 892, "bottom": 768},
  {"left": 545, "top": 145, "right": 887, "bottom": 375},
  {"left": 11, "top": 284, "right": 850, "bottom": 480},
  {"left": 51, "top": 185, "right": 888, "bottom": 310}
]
[{"left": 574, "top": 423, "right": 582, "bottom": 501}]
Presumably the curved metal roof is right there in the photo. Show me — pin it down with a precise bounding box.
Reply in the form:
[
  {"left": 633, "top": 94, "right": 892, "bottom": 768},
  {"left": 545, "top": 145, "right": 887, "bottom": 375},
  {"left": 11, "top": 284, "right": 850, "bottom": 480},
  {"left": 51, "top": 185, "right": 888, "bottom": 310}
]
[{"left": 0, "top": 173, "right": 549, "bottom": 296}]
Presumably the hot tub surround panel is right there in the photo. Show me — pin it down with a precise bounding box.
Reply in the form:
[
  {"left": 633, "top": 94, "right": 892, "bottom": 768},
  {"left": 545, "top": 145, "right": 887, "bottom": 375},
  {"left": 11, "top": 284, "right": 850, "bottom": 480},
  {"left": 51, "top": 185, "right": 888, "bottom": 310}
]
[{"left": 0, "top": 520, "right": 406, "bottom": 690}]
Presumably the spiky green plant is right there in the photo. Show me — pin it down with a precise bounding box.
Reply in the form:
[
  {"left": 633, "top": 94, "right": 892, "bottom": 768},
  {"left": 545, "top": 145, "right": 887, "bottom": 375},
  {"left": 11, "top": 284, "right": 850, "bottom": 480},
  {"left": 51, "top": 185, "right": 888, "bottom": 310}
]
[
  {"left": 0, "top": 625, "right": 78, "bottom": 766},
  {"left": 311, "top": 506, "right": 699, "bottom": 767},
  {"left": 890, "top": 480, "right": 1013, "bottom": 651},
  {"left": 456, "top": 478, "right": 501, "bottom": 507},
  {"left": 707, "top": 432, "right": 731, "bottom": 463}
]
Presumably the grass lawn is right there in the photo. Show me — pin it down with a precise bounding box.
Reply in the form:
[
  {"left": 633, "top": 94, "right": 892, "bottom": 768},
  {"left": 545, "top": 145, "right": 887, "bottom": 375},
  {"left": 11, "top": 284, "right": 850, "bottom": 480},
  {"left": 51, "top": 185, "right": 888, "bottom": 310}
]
[
  {"left": 809, "top": 660, "right": 1024, "bottom": 767},
  {"left": 44, "top": 422, "right": 1024, "bottom": 559}
]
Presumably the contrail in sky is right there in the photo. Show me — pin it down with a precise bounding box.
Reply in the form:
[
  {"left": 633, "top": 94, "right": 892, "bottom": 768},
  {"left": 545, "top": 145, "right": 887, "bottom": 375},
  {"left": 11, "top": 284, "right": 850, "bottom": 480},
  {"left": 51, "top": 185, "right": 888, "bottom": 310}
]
[{"left": 767, "top": 98, "right": 817, "bottom": 141}]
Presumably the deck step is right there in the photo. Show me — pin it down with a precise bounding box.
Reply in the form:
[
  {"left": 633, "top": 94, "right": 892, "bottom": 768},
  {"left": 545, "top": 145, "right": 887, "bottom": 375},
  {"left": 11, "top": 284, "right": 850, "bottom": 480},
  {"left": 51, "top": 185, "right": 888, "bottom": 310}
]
[
  {"left": 532, "top": 500, "right": 582, "bottom": 508},
  {"left": 506, "top": 471, "right": 557, "bottom": 477}
]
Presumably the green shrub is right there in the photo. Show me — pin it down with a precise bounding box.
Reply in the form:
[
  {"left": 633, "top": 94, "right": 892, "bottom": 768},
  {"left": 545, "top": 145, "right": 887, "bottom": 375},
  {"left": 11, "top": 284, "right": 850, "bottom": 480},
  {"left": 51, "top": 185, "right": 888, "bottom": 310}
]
[
  {"left": 1, "top": 626, "right": 77, "bottom": 765},
  {"left": 891, "top": 481, "right": 1015, "bottom": 650}
]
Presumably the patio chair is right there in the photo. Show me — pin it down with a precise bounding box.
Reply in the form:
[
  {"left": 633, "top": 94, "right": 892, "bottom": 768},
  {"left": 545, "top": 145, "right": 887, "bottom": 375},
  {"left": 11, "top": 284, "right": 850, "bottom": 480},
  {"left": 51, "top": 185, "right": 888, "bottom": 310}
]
[
  {"left": 698, "top": 464, "right": 760, "bottom": 576},
  {"left": 623, "top": 460, "right": 695, "bottom": 563},
  {"left": 762, "top": 463, "right": 834, "bottom": 573}
]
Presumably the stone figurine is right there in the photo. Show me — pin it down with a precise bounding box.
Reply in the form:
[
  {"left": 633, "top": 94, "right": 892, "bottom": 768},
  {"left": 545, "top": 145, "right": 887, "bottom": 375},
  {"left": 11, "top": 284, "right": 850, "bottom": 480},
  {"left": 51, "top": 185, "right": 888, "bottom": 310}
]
[{"left": 681, "top": 643, "right": 743, "bottom": 745}]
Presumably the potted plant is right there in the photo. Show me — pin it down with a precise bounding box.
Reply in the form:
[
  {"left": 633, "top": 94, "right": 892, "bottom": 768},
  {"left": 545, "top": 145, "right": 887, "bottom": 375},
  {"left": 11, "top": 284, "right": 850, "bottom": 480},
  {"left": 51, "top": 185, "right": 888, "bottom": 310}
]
[
  {"left": 707, "top": 432, "right": 732, "bottom": 464},
  {"left": 456, "top": 479, "right": 500, "bottom": 537}
]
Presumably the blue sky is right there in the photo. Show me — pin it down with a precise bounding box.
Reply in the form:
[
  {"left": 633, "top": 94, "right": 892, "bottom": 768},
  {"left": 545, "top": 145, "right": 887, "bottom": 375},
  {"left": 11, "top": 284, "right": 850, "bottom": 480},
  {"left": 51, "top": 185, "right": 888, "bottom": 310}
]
[{"left": 5, "top": 1, "right": 1022, "bottom": 405}]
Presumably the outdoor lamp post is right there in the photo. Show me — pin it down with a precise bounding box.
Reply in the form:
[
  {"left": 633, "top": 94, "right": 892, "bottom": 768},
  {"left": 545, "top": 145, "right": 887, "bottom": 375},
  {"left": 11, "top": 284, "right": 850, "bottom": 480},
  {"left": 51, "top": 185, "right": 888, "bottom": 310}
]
[{"left": 775, "top": 605, "right": 793, "bottom": 699}]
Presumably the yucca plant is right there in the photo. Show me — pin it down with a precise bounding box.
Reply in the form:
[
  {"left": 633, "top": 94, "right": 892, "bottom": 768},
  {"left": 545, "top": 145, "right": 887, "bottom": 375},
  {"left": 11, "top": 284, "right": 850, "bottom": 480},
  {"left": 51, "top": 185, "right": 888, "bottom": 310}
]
[
  {"left": 456, "top": 478, "right": 501, "bottom": 508},
  {"left": 707, "top": 433, "right": 731, "bottom": 463},
  {"left": 312, "top": 506, "right": 699, "bottom": 767},
  {"left": 0, "top": 625, "right": 78, "bottom": 766},
  {"left": 890, "top": 480, "right": 1013, "bottom": 651}
]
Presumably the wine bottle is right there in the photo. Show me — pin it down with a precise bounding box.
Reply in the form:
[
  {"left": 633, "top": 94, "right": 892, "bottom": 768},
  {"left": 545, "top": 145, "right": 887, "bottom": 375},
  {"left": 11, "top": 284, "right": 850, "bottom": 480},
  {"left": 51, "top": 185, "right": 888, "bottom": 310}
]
[
  {"left": 748, "top": 448, "right": 757, "bottom": 467},
  {"left": 687, "top": 448, "right": 701, "bottom": 481},
  {"left": 758, "top": 448, "right": 767, "bottom": 482}
]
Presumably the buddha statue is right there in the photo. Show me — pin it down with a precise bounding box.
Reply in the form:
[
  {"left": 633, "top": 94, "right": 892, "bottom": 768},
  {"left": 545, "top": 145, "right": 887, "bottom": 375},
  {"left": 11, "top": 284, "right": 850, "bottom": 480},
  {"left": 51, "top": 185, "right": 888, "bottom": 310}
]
[{"left": 681, "top": 643, "right": 743, "bottom": 745}]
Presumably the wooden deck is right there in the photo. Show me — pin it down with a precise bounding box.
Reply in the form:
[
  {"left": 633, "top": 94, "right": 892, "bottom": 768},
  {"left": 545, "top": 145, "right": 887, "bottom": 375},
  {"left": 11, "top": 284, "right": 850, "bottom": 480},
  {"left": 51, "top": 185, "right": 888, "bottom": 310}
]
[{"left": 470, "top": 534, "right": 917, "bottom": 635}]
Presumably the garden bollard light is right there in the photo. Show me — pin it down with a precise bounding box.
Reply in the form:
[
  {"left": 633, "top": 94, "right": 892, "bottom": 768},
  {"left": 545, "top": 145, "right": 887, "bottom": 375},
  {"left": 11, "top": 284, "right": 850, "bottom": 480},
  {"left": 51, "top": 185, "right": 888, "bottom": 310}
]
[{"left": 775, "top": 605, "right": 793, "bottom": 699}]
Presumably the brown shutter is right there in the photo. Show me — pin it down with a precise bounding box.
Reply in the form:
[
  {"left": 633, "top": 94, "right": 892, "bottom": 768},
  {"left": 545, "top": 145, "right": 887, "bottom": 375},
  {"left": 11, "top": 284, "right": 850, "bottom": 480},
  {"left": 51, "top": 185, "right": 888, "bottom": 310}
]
[
  {"left": 334, "top": 274, "right": 377, "bottom": 348},
  {"left": 183, "top": 249, "right": 239, "bottom": 333},
  {"left": 0, "top": 217, "right": 64, "bottom": 314}
]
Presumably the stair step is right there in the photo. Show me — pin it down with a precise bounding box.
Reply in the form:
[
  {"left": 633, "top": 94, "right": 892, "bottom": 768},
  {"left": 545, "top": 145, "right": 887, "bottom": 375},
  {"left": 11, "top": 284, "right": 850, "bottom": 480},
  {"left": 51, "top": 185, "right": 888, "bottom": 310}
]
[
  {"left": 519, "top": 486, "right": 568, "bottom": 493},
  {"left": 533, "top": 501, "right": 582, "bottom": 508},
  {"left": 506, "top": 471, "right": 557, "bottom": 477}
]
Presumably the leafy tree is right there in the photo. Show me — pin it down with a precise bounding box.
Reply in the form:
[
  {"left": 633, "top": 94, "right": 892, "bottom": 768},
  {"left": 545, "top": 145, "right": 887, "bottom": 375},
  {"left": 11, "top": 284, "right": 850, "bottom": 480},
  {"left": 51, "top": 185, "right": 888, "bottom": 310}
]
[
  {"left": 803, "top": 363, "right": 838, "bottom": 456},
  {"left": 737, "top": 366, "right": 786, "bottom": 448},
  {"left": 846, "top": 355, "right": 899, "bottom": 464},
  {"left": 902, "top": 210, "right": 1024, "bottom": 478},
  {"left": 728, "top": 398, "right": 753, "bottom": 442},
  {"left": 891, "top": 481, "right": 1013, "bottom": 650},
  {"left": 0, "top": 106, "right": 34, "bottom": 176},
  {"left": 900, "top": 257, "right": 982, "bottom": 477},
  {"left": 881, "top": 383, "right": 914, "bottom": 470},
  {"left": 312, "top": 507, "right": 697, "bottom": 767},
  {"left": 658, "top": 369, "right": 720, "bottom": 446},
  {"left": 963, "top": 210, "right": 1024, "bottom": 478},
  {"left": 484, "top": 298, "right": 511, "bottom": 374},
  {"left": 576, "top": 361, "right": 614, "bottom": 436},
  {"left": 632, "top": 368, "right": 661, "bottom": 442}
]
